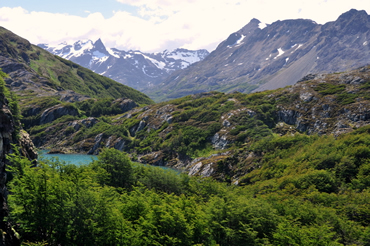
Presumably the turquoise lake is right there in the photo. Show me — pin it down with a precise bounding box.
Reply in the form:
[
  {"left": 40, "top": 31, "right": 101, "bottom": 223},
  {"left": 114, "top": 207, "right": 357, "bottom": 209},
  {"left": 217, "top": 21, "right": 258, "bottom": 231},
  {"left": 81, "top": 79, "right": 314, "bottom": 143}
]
[
  {"left": 39, "top": 150, "right": 97, "bottom": 166},
  {"left": 39, "top": 150, "right": 180, "bottom": 172}
]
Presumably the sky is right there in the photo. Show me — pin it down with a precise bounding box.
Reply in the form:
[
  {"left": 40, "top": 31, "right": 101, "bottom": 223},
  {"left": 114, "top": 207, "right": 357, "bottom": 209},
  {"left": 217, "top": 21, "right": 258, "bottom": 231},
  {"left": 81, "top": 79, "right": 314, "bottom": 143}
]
[{"left": 0, "top": 0, "right": 369, "bottom": 53}]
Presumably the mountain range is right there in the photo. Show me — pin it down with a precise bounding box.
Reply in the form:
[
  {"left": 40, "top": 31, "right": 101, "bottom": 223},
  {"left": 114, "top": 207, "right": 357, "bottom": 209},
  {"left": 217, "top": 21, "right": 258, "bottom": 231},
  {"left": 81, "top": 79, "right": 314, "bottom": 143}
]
[
  {"left": 38, "top": 9, "right": 370, "bottom": 102},
  {"left": 38, "top": 40, "right": 209, "bottom": 91},
  {"left": 147, "top": 9, "right": 370, "bottom": 101}
]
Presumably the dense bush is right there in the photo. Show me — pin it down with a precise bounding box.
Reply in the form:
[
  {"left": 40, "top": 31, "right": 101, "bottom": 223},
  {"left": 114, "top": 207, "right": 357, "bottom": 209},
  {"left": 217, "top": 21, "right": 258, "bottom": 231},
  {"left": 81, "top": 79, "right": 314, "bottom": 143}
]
[{"left": 6, "top": 141, "right": 370, "bottom": 245}]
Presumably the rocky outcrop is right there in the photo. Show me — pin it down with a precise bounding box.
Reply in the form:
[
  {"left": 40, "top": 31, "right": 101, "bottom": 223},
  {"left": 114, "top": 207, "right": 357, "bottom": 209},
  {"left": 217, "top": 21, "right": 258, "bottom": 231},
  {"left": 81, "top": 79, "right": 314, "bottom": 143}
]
[
  {"left": 274, "top": 66, "right": 370, "bottom": 136},
  {"left": 87, "top": 133, "right": 104, "bottom": 155},
  {"left": 0, "top": 56, "right": 56, "bottom": 98},
  {"left": 211, "top": 133, "right": 229, "bottom": 149},
  {"left": 138, "top": 151, "right": 166, "bottom": 166},
  {"left": 113, "top": 98, "right": 138, "bottom": 113},
  {"left": 18, "top": 130, "right": 38, "bottom": 161},
  {"left": 40, "top": 104, "right": 79, "bottom": 125},
  {"left": 68, "top": 117, "right": 98, "bottom": 131},
  {"left": 186, "top": 152, "right": 231, "bottom": 178},
  {"left": 113, "top": 138, "right": 126, "bottom": 151},
  {"left": 56, "top": 90, "right": 90, "bottom": 102},
  {"left": 277, "top": 109, "right": 302, "bottom": 126}
]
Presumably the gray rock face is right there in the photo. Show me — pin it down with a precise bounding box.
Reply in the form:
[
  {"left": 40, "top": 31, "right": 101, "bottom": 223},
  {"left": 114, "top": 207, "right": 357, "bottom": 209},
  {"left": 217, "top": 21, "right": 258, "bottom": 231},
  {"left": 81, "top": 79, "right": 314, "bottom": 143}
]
[
  {"left": 138, "top": 151, "right": 165, "bottom": 166},
  {"left": 113, "top": 138, "right": 126, "bottom": 151},
  {"left": 186, "top": 152, "right": 230, "bottom": 177},
  {"left": 0, "top": 56, "right": 54, "bottom": 96},
  {"left": 113, "top": 98, "right": 138, "bottom": 113},
  {"left": 69, "top": 117, "right": 98, "bottom": 131},
  {"left": 277, "top": 109, "right": 302, "bottom": 126},
  {"left": 56, "top": 90, "right": 90, "bottom": 102},
  {"left": 211, "top": 133, "right": 229, "bottom": 149},
  {"left": 130, "top": 120, "right": 147, "bottom": 136},
  {"left": 343, "top": 107, "right": 370, "bottom": 122},
  {"left": 274, "top": 67, "right": 370, "bottom": 136},
  {"left": 40, "top": 104, "right": 79, "bottom": 125},
  {"left": 88, "top": 133, "right": 104, "bottom": 155},
  {"left": 22, "top": 106, "right": 42, "bottom": 117}
]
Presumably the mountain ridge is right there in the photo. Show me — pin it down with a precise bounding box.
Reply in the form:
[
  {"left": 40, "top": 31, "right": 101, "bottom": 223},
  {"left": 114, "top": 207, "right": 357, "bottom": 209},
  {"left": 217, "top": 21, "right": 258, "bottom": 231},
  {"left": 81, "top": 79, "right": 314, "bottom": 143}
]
[
  {"left": 39, "top": 40, "right": 209, "bottom": 91},
  {"left": 147, "top": 9, "right": 370, "bottom": 102}
]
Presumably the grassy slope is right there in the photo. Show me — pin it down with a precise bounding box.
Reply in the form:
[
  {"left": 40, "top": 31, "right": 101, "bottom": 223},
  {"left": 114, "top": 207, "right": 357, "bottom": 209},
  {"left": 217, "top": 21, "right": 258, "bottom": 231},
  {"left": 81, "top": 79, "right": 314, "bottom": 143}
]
[{"left": 0, "top": 26, "right": 154, "bottom": 105}]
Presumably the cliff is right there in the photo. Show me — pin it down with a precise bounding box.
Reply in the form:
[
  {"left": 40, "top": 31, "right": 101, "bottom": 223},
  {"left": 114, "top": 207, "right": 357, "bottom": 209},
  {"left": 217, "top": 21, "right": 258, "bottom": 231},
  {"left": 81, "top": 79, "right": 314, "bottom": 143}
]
[{"left": 0, "top": 79, "right": 37, "bottom": 245}]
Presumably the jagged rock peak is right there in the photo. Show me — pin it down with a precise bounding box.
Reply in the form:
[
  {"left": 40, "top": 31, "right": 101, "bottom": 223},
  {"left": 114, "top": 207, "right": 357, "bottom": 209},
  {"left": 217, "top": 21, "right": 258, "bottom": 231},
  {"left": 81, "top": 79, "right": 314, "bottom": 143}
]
[
  {"left": 93, "top": 38, "right": 108, "bottom": 52},
  {"left": 238, "top": 18, "right": 261, "bottom": 34},
  {"left": 337, "top": 8, "right": 368, "bottom": 20},
  {"left": 332, "top": 9, "right": 370, "bottom": 33}
]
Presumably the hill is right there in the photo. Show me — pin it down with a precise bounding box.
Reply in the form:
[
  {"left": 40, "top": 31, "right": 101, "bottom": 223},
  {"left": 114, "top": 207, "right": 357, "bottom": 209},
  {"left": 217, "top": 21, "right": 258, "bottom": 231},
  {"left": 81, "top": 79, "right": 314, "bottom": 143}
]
[
  {"left": 147, "top": 9, "right": 370, "bottom": 102},
  {"left": 25, "top": 64, "right": 370, "bottom": 183},
  {"left": 0, "top": 26, "right": 154, "bottom": 105},
  {"left": 6, "top": 70, "right": 370, "bottom": 245}
]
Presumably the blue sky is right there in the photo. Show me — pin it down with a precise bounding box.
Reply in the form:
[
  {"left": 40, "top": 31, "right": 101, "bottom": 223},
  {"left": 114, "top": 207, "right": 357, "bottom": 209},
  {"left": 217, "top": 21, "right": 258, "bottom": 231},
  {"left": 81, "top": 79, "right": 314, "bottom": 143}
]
[
  {"left": 1, "top": 0, "right": 370, "bottom": 52},
  {"left": 2, "top": 0, "right": 138, "bottom": 18}
]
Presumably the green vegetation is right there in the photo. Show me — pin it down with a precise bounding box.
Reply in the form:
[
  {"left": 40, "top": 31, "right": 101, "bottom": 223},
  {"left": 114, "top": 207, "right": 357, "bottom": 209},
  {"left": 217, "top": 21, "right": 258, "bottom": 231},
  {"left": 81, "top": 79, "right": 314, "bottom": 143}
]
[
  {"left": 117, "top": 91, "right": 278, "bottom": 158},
  {"left": 23, "top": 66, "right": 370, "bottom": 165},
  {"left": 52, "top": 57, "right": 153, "bottom": 104},
  {"left": 7, "top": 129, "right": 370, "bottom": 245},
  {"left": 0, "top": 26, "right": 154, "bottom": 106},
  {"left": 22, "top": 97, "right": 133, "bottom": 130},
  {"left": 0, "top": 69, "right": 21, "bottom": 139}
]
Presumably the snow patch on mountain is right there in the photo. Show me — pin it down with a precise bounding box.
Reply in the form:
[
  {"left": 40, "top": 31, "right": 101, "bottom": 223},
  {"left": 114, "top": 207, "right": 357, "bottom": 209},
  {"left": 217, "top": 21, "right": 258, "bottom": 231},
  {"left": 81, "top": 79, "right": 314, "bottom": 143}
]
[
  {"left": 38, "top": 39, "right": 209, "bottom": 91},
  {"left": 228, "top": 35, "right": 246, "bottom": 48},
  {"left": 258, "top": 22, "right": 267, "bottom": 29},
  {"left": 107, "top": 48, "right": 120, "bottom": 58},
  {"left": 274, "top": 48, "right": 285, "bottom": 59}
]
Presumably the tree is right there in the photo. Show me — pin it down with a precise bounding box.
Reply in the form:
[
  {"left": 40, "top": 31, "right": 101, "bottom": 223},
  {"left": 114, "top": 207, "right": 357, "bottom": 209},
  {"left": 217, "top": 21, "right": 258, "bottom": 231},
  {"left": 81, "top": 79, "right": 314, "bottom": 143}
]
[{"left": 93, "top": 148, "right": 134, "bottom": 189}]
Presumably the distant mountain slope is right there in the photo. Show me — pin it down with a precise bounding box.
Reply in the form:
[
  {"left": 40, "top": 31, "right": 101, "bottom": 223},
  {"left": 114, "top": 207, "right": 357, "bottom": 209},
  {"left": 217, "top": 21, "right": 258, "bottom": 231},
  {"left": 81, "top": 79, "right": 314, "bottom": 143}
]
[
  {"left": 38, "top": 40, "right": 209, "bottom": 91},
  {"left": 148, "top": 9, "right": 370, "bottom": 102},
  {"left": 0, "top": 27, "right": 154, "bottom": 105}
]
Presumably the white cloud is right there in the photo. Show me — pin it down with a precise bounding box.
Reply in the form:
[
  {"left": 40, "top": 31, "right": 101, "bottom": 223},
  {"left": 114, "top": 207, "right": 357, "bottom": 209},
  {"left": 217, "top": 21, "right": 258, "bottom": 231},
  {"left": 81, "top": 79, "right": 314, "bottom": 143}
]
[{"left": 0, "top": 0, "right": 370, "bottom": 52}]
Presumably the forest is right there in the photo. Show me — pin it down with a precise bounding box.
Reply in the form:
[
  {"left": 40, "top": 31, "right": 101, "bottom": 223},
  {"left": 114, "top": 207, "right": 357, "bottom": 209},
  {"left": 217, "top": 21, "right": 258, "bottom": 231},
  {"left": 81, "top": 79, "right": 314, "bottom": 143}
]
[{"left": 7, "top": 125, "right": 370, "bottom": 245}]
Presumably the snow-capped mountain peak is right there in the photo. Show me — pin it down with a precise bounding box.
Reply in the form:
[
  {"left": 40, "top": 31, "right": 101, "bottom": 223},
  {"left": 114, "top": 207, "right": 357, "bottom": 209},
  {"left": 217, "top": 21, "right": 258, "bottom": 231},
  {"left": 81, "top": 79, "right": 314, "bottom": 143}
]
[{"left": 38, "top": 39, "right": 209, "bottom": 91}]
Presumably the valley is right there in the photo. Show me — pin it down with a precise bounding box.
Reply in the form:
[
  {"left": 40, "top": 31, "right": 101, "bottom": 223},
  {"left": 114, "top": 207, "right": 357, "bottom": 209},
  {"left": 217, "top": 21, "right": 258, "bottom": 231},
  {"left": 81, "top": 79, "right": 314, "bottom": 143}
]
[{"left": 0, "top": 7, "right": 370, "bottom": 246}]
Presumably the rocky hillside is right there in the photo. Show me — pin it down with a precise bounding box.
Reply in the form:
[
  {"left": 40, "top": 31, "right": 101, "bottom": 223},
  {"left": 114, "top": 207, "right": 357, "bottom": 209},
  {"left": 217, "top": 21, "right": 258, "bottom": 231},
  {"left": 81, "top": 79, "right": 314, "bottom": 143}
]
[
  {"left": 148, "top": 9, "right": 370, "bottom": 102},
  {"left": 0, "top": 71, "right": 37, "bottom": 245},
  {"left": 0, "top": 27, "right": 154, "bottom": 106},
  {"left": 26, "top": 64, "right": 370, "bottom": 183},
  {"left": 39, "top": 39, "right": 209, "bottom": 91}
]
